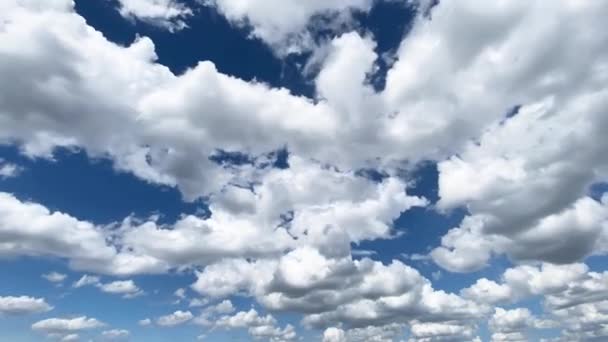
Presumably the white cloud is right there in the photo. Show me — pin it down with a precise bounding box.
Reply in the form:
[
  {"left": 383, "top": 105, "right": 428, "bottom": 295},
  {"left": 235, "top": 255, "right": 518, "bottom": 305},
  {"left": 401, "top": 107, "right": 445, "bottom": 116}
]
[
  {"left": 0, "top": 295, "right": 53, "bottom": 315},
  {"left": 138, "top": 318, "right": 151, "bottom": 326},
  {"left": 214, "top": 309, "right": 297, "bottom": 341},
  {"left": 42, "top": 271, "right": 67, "bottom": 283},
  {"left": 409, "top": 322, "right": 475, "bottom": 342},
  {"left": 156, "top": 310, "right": 193, "bottom": 327},
  {"left": 2, "top": 0, "right": 608, "bottom": 339},
  {"left": 101, "top": 329, "right": 130, "bottom": 340},
  {"left": 72, "top": 275, "right": 143, "bottom": 298},
  {"left": 489, "top": 308, "right": 534, "bottom": 342},
  {"left": 0, "top": 159, "right": 21, "bottom": 179},
  {"left": 174, "top": 288, "right": 186, "bottom": 299},
  {"left": 203, "top": 0, "right": 374, "bottom": 55},
  {"left": 32, "top": 316, "right": 105, "bottom": 335},
  {"left": 60, "top": 334, "right": 79, "bottom": 342},
  {"left": 73, "top": 275, "right": 101, "bottom": 288},
  {"left": 193, "top": 300, "right": 236, "bottom": 326},
  {"left": 323, "top": 327, "right": 346, "bottom": 342},
  {"left": 98, "top": 280, "right": 144, "bottom": 298},
  {"left": 193, "top": 250, "right": 487, "bottom": 332},
  {"left": 114, "top": 0, "right": 192, "bottom": 31},
  {"left": 0, "top": 193, "right": 166, "bottom": 276}
]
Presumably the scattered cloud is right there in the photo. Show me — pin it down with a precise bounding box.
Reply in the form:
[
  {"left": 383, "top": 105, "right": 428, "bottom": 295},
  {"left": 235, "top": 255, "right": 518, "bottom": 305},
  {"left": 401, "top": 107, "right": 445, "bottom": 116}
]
[
  {"left": 156, "top": 310, "right": 193, "bottom": 327},
  {"left": 0, "top": 295, "right": 53, "bottom": 315}
]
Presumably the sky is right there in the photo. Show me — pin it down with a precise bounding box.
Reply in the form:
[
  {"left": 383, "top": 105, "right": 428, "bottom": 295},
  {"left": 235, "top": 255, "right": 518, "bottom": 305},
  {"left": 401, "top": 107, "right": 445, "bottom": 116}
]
[{"left": 0, "top": 0, "right": 607, "bottom": 341}]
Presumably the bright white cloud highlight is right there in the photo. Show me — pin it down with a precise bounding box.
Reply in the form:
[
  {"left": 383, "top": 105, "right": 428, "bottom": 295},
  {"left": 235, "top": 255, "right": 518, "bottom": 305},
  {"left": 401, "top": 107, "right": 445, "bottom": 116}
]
[{"left": 0, "top": 295, "right": 53, "bottom": 315}]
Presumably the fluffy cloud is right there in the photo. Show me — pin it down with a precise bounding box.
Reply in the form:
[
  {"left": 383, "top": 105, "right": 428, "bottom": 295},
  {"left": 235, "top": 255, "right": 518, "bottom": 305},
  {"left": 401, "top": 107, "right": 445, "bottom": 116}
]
[
  {"left": 0, "top": 158, "right": 21, "bottom": 178},
  {"left": 114, "top": 0, "right": 192, "bottom": 31},
  {"left": 101, "top": 329, "right": 130, "bottom": 340},
  {"left": 214, "top": 309, "right": 297, "bottom": 341},
  {"left": 98, "top": 280, "right": 144, "bottom": 298},
  {"left": 0, "top": 192, "right": 166, "bottom": 275},
  {"left": 489, "top": 308, "right": 534, "bottom": 342},
  {"left": 42, "top": 271, "right": 67, "bottom": 283},
  {"left": 193, "top": 300, "right": 236, "bottom": 326},
  {"left": 193, "top": 250, "right": 487, "bottom": 333},
  {"left": 323, "top": 324, "right": 409, "bottom": 342},
  {"left": 202, "top": 0, "right": 374, "bottom": 54},
  {"left": 156, "top": 310, "right": 193, "bottom": 327},
  {"left": 138, "top": 318, "right": 151, "bottom": 326},
  {"left": 425, "top": 1, "right": 608, "bottom": 273},
  {"left": 409, "top": 322, "right": 476, "bottom": 342},
  {"left": 61, "top": 334, "right": 79, "bottom": 342},
  {"left": 433, "top": 105, "right": 608, "bottom": 271},
  {"left": 323, "top": 327, "right": 346, "bottom": 342},
  {"left": 72, "top": 275, "right": 143, "bottom": 298},
  {"left": 0, "top": 295, "right": 53, "bottom": 315},
  {"left": 462, "top": 263, "right": 608, "bottom": 340},
  {"left": 32, "top": 316, "right": 105, "bottom": 335},
  {"left": 2, "top": 0, "right": 608, "bottom": 340},
  {"left": 462, "top": 263, "right": 590, "bottom": 305}
]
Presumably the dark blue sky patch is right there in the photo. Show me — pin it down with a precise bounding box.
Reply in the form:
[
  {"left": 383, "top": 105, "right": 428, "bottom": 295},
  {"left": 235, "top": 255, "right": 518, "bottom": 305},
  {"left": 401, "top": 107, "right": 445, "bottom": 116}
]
[
  {"left": 0, "top": 146, "right": 202, "bottom": 224},
  {"left": 405, "top": 161, "right": 441, "bottom": 203},
  {"left": 355, "top": 1, "right": 417, "bottom": 91}
]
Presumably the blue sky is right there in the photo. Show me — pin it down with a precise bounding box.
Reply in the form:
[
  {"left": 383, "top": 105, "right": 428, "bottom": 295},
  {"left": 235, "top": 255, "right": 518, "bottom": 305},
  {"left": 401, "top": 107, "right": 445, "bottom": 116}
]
[{"left": 1, "top": 1, "right": 608, "bottom": 341}]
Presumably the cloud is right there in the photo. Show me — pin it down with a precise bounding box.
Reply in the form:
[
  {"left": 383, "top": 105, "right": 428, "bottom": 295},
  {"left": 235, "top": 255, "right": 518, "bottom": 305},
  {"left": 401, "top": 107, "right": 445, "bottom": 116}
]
[
  {"left": 0, "top": 193, "right": 166, "bottom": 276},
  {"left": 202, "top": 0, "right": 375, "bottom": 55},
  {"left": 42, "top": 271, "right": 67, "bottom": 283},
  {"left": 72, "top": 275, "right": 143, "bottom": 298},
  {"left": 193, "top": 300, "right": 236, "bottom": 326},
  {"left": 98, "top": 280, "right": 144, "bottom": 298},
  {"left": 156, "top": 310, "right": 193, "bottom": 327},
  {"left": 138, "top": 318, "right": 151, "bottom": 326},
  {"left": 73, "top": 275, "right": 101, "bottom": 288},
  {"left": 462, "top": 262, "right": 608, "bottom": 340},
  {"left": 0, "top": 295, "right": 53, "bottom": 315},
  {"left": 2, "top": 0, "right": 608, "bottom": 339},
  {"left": 32, "top": 316, "right": 105, "bottom": 335},
  {"left": 489, "top": 308, "right": 535, "bottom": 342},
  {"left": 323, "top": 327, "right": 346, "bottom": 342},
  {"left": 101, "top": 329, "right": 130, "bottom": 340},
  {"left": 409, "top": 322, "right": 476, "bottom": 342},
  {"left": 193, "top": 249, "right": 487, "bottom": 332},
  {"left": 214, "top": 309, "right": 297, "bottom": 341},
  {"left": 114, "top": 0, "right": 192, "bottom": 31},
  {"left": 0, "top": 158, "right": 21, "bottom": 179},
  {"left": 60, "top": 334, "right": 79, "bottom": 342},
  {"left": 323, "top": 324, "right": 406, "bottom": 342}
]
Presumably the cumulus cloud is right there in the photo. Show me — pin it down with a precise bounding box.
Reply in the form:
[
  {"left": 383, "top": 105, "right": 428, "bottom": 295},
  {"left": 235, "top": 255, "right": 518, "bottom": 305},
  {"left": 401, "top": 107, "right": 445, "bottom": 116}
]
[
  {"left": 98, "top": 280, "right": 144, "bottom": 298},
  {"left": 101, "top": 329, "right": 130, "bottom": 340},
  {"left": 60, "top": 334, "right": 79, "bottom": 342},
  {"left": 42, "top": 271, "right": 67, "bottom": 283},
  {"left": 202, "top": 0, "right": 375, "bottom": 55},
  {"left": 32, "top": 316, "right": 105, "bottom": 337},
  {"left": 462, "top": 262, "right": 608, "bottom": 340},
  {"left": 0, "top": 193, "right": 166, "bottom": 276},
  {"left": 72, "top": 275, "right": 143, "bottom": 298},
  {"left": 2, "top": 0, "right": 608, "bottom": 340},
  {"left": 156, "top": 310, "right": 193, "bottom": 327},
  {"left": 0, "top": 158, "right": 21, "bottom": 179},
  {"left": 488, "top": 308, "right": 535, "bottom": 342},
  {"left": 0, "top": 295, "right": 53, "bottom": 315},
  {"left": 138, "top": 318, "right": 151, "bottom": 326},
  {"left": 193, "top": 250, "right": 487, "bottom": 334},
  {"left": 213, "top": 309, "right": 297, "bottom": 341},
  {"left": 114, "top": 0, "right": 192, "bottom": 31}
]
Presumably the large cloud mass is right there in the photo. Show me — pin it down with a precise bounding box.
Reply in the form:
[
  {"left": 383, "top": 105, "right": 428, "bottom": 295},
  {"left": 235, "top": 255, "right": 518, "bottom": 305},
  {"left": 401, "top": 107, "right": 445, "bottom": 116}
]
[{"left": 0, "top": 0, "right": 607, "bottom": 341}]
